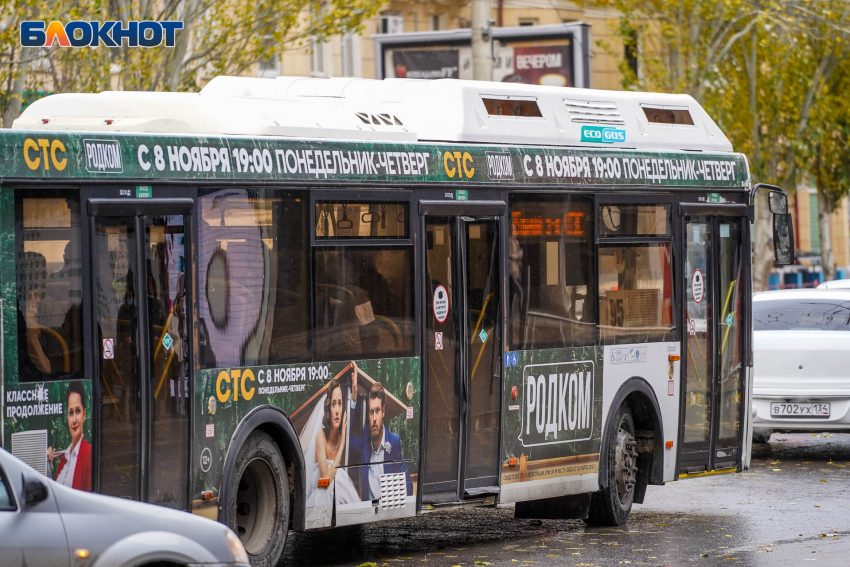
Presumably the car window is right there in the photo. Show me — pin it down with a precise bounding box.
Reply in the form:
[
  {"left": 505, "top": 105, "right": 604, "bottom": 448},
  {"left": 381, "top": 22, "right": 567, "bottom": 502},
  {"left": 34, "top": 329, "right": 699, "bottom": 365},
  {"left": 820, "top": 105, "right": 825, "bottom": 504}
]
[
  {"left": 754, "top": 298, "right": 850, "bottom": 331},
  {"left": 0, "top": 466, "right": 16, "bottom": 510}
]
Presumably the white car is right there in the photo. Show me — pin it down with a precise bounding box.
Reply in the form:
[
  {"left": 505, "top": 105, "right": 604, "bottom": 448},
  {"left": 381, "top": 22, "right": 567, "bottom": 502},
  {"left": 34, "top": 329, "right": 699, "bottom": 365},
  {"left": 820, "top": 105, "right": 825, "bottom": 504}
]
[
  {"left": 752, "top": 289, "right": 850, "bottom": 442},
  {"left": 817, "top": 279, "right": 850, "bottom": 289}
]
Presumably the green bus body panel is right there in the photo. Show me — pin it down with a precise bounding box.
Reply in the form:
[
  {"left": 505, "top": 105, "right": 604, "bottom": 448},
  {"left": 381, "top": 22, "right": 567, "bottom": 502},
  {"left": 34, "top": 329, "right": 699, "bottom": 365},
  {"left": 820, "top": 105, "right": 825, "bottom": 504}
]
[
  {"left": 501, "top": 346, "right": 604, "bottom": 486},
  {"left": 0, "top": 131, "right": 749, "bottom": 188},
  {"left": 194, "top": 358, "right": 422, "bottom": 499}
]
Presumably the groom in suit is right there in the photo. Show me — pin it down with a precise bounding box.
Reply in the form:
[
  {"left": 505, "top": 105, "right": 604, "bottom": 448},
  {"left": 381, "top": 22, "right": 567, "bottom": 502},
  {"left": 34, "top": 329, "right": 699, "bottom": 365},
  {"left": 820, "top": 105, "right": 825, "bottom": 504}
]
[{"left": 349, "top": 381, "right": 413, "bottom": 501}]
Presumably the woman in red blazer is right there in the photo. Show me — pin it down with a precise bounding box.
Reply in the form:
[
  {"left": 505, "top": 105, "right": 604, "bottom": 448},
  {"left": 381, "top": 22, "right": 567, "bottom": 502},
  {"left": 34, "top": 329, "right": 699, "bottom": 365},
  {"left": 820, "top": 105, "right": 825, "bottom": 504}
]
[{"left": 48, "top": 380, "right": 91, "bottom": 491}]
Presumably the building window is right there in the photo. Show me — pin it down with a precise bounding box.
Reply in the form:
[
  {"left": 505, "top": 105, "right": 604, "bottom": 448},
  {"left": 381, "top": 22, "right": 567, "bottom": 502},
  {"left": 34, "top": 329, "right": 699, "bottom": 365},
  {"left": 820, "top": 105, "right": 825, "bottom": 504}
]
[
  {"left": 518, "top": 18, "right": 539, "bottom": 26},
  {"left": 341, "top": 32, "right": 360, "bottom": 77},
  {"left": 311, "top": 38, "right": 328, "bottom": 77},
  {"left": 431, "top": 14, "right": 440, "bottom": 31},
  {"left": 15, "top": 191, "right": 84, "bottom": 382},
  {"left": 624, "top": 26, "right": 639, "bottom": 78},
  {"left": 380, "top": 15, "right": 404, "bottom": 34},
  {"left": 258, "top": 36, "right": 280, "bottom": 78},
  {"left": 509, "top": 194, "right": 595, "bottom": 350},
  {"left": 809, "top": 192, "right": 820, "bottom": 252}
]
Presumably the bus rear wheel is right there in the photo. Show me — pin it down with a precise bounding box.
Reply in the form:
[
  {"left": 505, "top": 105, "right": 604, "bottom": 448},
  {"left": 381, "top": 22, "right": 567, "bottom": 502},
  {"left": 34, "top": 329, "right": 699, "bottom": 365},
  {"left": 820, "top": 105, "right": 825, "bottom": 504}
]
[
  {"left": 586, "top": 405, "right": 638, "bottom": 526},
  {"left": 226, "top": 431, "right": 289, "bottom": 567}
]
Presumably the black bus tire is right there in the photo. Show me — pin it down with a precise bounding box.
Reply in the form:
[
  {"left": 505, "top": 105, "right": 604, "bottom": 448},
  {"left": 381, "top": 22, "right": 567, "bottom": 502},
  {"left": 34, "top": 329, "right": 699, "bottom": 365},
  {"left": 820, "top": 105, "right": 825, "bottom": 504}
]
[
  {"left": 585, "top": 404, "right": 638, "bottom": 526},
  {"left": 226, "top": 430, "right": 289, "bottom": 567}
]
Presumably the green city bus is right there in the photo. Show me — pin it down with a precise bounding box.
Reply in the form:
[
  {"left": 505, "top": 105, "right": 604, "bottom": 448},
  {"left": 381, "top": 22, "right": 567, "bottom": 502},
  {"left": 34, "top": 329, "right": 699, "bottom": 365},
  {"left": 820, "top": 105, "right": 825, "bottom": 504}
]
[{"left": 0, "top": 76, "right": 792, "bottom": 565}]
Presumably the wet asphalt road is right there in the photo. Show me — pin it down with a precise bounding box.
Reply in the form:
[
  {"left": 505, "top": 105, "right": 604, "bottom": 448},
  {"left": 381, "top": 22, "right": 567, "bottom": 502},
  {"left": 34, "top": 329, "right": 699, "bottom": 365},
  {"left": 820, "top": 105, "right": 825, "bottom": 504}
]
[{"left": 281, "top": 433, "right": 850, "bottom": 566}]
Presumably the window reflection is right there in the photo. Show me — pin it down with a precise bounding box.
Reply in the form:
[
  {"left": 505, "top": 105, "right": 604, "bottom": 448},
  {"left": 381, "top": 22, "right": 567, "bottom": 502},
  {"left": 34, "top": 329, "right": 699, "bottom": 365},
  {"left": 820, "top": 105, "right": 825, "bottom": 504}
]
[
  {"left": 15, "top": 193, "right": 83, "bottom": 381},
  {"left": 198, "top": 189, "right": 308, "bottom": 368},
  {"left": 509, "top": 195, "right": 595, "bottom": 350},
  {"left": 598, "top": 243, "right": 675, "bottom": 344},
  {"left": 314, "top": 248, "right": 414, "bottom": 359}
]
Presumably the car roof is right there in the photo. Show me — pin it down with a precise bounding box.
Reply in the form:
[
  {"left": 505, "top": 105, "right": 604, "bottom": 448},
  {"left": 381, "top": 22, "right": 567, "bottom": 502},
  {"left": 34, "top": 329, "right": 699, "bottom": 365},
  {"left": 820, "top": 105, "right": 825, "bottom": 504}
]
[
  {"left": 817, "top": 279, "right": 850, "bottom": 289},
  {"left": 754, "top": 288, "right": 850, "bottom": 302}
]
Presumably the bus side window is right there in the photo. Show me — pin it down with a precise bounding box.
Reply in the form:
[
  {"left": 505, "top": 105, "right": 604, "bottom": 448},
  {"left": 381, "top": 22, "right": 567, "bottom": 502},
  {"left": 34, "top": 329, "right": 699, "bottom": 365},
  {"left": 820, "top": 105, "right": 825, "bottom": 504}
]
[
  {"left": 313, "top": 247, "right": 414, "bottom": 360},
  {"left": 508, "top": 194, "right": 595, "bottom": 350},
  {"left": 197, "top": 189, "right": 309, "bottom": 368},
  {"left": 14, "top": 192, "right": 84, "bottom": 382},
  {"left": 598, "top": 242, "right": 675, "bottom": 344}
]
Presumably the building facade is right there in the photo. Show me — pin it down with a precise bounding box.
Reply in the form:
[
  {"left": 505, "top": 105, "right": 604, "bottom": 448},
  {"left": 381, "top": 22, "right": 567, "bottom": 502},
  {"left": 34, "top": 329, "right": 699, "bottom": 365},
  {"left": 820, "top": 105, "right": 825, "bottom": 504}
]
[{"left": 272, "top": 1, "right": 627, "bottom": 90}]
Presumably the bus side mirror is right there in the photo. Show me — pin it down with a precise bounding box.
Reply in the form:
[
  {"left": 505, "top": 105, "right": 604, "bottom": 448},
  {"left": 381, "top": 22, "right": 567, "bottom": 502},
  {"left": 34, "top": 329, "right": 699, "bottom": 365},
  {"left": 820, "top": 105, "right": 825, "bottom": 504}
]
[
  {"left": 768, "top": 190, "right": 788, "bottom": 215},
  {"left": 773, "top": 212, "right": 794, "bottom": 265}
]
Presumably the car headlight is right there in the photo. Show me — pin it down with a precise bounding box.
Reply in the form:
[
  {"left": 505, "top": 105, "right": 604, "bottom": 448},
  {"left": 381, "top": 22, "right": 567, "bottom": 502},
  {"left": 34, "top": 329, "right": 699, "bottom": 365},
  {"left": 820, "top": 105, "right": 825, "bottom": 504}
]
[{"left": 225, "top": 528, "right": 250, "bottom": 565}]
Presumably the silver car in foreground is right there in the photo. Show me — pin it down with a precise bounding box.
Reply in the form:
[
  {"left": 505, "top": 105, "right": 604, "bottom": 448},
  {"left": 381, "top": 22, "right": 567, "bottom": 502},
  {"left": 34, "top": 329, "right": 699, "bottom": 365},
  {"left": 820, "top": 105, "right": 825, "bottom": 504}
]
[
  {"left": 0, "top": 448, "right": 249, "bottom": 567},
  {"left": 752, "top": 289, "right": 850, "bottom": 442}
]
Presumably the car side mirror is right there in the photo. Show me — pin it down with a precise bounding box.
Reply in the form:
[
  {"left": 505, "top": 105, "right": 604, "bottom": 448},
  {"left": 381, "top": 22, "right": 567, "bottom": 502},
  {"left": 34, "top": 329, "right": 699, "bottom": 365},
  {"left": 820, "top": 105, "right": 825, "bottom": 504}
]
[
  {"left": 773, "top": 212, "right": 794, "bottom": 265},
  {"left": 768, "top": 190, "right": 788, "bottom": 215},
  {"left": 23, "top": 474, "right": 48, "bottom": 505}
]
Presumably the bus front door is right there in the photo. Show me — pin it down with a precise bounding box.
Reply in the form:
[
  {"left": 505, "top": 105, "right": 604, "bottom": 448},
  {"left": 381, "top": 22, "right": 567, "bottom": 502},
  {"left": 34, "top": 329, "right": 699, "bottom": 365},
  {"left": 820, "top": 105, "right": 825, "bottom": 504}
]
[
  {"left": 89, "top": 202, "right": 192, "bottom": 509},
  {"left": 421, "top": 215, "right": 503, "bottom": 503},
  {"left": 679, "top": 211, "right": 746, "bottom": 476}
]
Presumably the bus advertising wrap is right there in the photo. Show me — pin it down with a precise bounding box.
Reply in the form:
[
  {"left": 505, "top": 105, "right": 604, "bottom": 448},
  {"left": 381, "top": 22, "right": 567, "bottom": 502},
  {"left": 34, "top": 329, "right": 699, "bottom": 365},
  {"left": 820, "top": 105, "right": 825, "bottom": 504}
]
[
  {"left": 193, "top": 358, "right": 421, "bottom": 525},
  {"left": 502, "top": 346, "right": 603, "bottom": 486},
  {"left": 3, "top": 380, "right": 94, "bottom": 492},
  {"left": 0, "top": 132, "right": 749, "bottom": 189}
]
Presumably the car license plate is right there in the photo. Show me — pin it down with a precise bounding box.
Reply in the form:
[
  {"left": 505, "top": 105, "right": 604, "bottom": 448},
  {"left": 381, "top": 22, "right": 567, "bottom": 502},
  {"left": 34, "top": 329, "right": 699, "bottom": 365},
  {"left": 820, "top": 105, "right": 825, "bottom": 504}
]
[{"left": 770, "top": 402, "right": 830, "bottom": 418}]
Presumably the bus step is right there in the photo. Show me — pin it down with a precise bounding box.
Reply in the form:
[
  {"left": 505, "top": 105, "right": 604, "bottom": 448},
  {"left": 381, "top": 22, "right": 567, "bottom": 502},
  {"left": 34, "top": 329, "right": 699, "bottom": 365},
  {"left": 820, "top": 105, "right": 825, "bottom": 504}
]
[{"left": 464, "top": 485, "right": 500, "bottom": 497}]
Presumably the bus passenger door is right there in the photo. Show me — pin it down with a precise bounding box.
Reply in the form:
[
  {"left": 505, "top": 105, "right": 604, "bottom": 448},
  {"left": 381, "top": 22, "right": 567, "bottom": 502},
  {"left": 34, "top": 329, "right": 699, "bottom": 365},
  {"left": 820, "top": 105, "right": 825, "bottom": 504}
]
[
  {"left": 421, "top": 215, "right": 503, "bottom": 503},
  {"left": 89, "top": 201, "right": 192, "bottom": 509},
  {"left": 679, "top": 210, "right": 746, "bottom": 476}
]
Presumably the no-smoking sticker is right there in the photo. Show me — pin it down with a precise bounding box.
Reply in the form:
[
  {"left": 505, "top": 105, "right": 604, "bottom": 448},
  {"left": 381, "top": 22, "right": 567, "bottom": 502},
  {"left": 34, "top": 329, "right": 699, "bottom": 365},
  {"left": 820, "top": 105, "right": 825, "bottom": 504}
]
[
  {"left": 102, "top": 338, "right": 114, "bottom": 360},
  {"left": 692, "top": 269, "right": 704, "bottom": 303},
  {"left": 433, "top": 285, "right": 449, "bottom": 323}
]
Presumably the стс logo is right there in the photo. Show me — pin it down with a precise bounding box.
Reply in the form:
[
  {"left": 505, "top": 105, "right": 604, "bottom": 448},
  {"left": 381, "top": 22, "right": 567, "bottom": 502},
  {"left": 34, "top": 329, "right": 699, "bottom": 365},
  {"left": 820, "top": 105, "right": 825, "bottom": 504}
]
[{"left": 21, "top": 21, "right": 182, "bottom": 47}]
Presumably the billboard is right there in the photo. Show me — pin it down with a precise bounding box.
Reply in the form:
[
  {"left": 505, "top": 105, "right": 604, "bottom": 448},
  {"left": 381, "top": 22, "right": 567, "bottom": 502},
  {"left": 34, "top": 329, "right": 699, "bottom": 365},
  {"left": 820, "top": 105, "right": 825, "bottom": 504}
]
[{"left": 386, "top": 40, "right": 573, "bottom": 87}]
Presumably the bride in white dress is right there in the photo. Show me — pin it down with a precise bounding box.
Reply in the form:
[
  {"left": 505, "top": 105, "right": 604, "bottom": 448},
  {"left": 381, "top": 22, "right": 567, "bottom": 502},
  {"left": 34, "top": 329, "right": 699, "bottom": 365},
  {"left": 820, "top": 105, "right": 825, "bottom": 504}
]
[{"left": 300, "top": 377, "right": 360, "bottom": 507}]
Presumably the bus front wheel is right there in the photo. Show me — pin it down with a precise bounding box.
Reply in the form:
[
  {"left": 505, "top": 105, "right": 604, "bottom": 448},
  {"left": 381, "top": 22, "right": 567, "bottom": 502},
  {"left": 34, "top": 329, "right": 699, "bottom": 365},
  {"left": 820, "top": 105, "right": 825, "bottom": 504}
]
[
  {"left": 226, "top": 430, "right": 289, "bottom": 566},
  {"left": 586, "top": 405, "right": 638, "bottom": 526}
]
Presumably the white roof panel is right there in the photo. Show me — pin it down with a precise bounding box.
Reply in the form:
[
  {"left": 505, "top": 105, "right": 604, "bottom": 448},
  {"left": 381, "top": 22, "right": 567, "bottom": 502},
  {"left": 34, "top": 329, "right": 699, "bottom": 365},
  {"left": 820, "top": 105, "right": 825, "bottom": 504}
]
[{"left": 14, "top": 75, "right": 732, "bottom": 152}]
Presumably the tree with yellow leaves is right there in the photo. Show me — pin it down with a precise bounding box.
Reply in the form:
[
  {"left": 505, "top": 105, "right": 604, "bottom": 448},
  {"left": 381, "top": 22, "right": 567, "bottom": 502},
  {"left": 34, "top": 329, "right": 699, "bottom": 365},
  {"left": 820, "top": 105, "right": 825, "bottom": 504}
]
[
  {"left": 601, "top": 0, "right": 850, "bottom": 288},
  {"left": 0, "top": 0, "right": 382, "bottom": 125}
]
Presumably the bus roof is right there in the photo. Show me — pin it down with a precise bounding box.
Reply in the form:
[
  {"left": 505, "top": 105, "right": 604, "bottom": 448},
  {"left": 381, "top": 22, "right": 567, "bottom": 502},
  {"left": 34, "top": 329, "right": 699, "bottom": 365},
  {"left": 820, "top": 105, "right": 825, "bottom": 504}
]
[{"left": 13, "top": 76, "right": 732, "bottom": 153}]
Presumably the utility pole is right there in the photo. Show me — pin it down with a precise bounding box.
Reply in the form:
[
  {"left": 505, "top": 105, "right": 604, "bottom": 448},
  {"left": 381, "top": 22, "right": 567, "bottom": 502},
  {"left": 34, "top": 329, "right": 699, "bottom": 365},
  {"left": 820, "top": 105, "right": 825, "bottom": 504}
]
[{"left": 471, "top": 0, "right": 493, "bottom": 81}]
